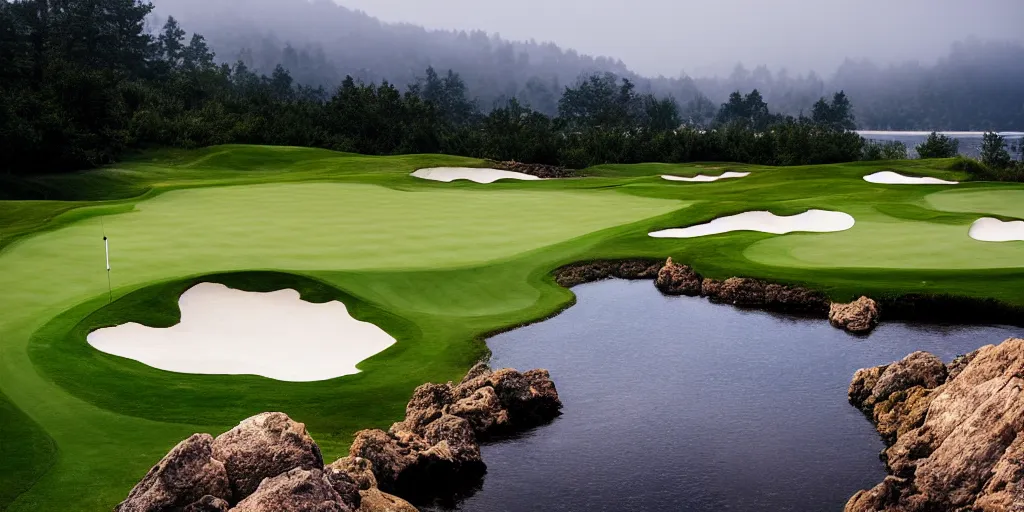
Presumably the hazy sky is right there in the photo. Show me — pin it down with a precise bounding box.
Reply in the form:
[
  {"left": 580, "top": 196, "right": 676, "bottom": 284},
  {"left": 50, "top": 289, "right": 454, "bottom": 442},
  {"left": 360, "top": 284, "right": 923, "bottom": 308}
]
[{"left": 336, "top": 0, "right": 1023, "bottom": 77}]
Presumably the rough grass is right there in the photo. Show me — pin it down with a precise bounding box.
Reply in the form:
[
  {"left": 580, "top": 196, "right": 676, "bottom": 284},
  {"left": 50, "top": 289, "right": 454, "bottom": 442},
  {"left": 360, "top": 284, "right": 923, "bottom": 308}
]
[{"left": 1, "top": 145, "right": 1023, "bottom": 511}]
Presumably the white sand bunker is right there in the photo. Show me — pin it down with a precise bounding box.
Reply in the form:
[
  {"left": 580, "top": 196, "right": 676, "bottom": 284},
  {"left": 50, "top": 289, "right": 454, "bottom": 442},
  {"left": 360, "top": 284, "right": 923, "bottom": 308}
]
[
  {"left": 661, "top": 172, "right": 750, "bottom": 183},
  {"left": 649, "top": 209, "right": 855, "bottom": 238},
  {"left": 969, "top": 218, "right": 1024, "bottom": 242},
  {"left": 87, "top": 283, "right": 396, "bottom": 382},
  {"left": 864, "top": 171, "right": 958, "bottom": 185},
  {"left": 412, "top": 167, "right": 542, "bottom": 183}
]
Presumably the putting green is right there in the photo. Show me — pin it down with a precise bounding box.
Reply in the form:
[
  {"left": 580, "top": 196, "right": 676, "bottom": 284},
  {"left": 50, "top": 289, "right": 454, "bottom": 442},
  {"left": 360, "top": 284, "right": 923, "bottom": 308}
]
[{"left": 3, "top": 146, "right": 1024, "bottom": 511}]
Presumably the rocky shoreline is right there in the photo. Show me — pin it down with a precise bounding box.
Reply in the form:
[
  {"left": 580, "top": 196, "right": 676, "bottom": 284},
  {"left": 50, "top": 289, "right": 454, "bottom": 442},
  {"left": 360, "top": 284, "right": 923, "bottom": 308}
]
[
  {"left": 555, "top": 257, "right": 879, "bottom": 333},
  {"left": 846, "top": 337, "right": 1024, "bottom": 511},
  {"left": 115, "top": 364, "right": 561, "bottom": 511}
]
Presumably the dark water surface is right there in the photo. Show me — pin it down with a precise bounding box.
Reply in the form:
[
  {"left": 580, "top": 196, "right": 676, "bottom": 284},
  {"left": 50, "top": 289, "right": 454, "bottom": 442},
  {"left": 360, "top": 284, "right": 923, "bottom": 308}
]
[{"left": 444, "top": 279, "right": 1021, "bottom": 512}]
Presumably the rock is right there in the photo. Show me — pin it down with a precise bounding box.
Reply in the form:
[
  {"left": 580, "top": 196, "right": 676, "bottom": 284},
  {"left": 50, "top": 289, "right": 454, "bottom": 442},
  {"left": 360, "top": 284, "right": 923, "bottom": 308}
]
[
  {"left": 182, "top": 496, "right": 230, "bottom": 512},
  {"left": 763, "top": 283, "right": 830, "bottom": 315},
  {"left": 871, "top": 352, "right": 947, "bottom": 402},
  {"left": 323, "top": 465, "right": 361, "bottom": 511},
  {"left": 617, "top": 260, "right": 661, "bottom": 280},
  {"left": 453, "top": 367, "right": 561, "bottom": 432},
  {"left": 211, "top": 412, "right": 324, "bottom": 502},
  {"left": 702, "top": 277, "right": 767, "bottom": 306},
  {"left": 231, "top": 468, "right": 351, "bottom": 512},
  {"left": 116, "top": 433, "right": 230, "bottom": 512},
  {"left": 655, "top": 258, "right": 703, "bottom": 296},
  {"left": 349, "top": 423, "right": 484, "bottom": 499},
  {"left": 447, "top": 386, "right": 509, "bottom": 435},
  {"left": 849, "top": 365, "right": 888, "bottom": 410},
  {"left": 829, "top": 297, "right": 880, "bottom": 333},
  {"left": 552, "top": 259, "right": 660, "bottom": 288},
  {"left": 326, "top": 457, "right": 376, "bottom": 492},
  {"left": 461, "top": 362, "right": 492, "bottom": 383},
  {"left": 397, "top": 382, "right": 453, "bottom": 434},
  {"left": 846, "top": 338, "right": 1024, "bottom": 511},
  {"left": 872, "top": 386, "right": 937, "bottom": 443},
  {"left": 355, "top": 488, "right": 418, "bottom": 512},
  {"left": 844, "top": 476, "right": 908, "bottom": 512}
]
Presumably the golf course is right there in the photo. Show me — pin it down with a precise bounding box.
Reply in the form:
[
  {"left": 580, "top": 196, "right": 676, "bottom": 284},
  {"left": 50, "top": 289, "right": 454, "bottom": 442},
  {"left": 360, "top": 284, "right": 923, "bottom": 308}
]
[{"left": 2, "top": 145, "right": 1024, "bottom": 511}]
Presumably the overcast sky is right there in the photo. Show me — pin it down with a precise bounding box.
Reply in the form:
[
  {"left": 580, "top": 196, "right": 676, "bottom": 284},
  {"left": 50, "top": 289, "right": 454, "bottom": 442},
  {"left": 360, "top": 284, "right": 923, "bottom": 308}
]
[{"left": 335, "top": 0, "right": 1023, "bottom": 77}]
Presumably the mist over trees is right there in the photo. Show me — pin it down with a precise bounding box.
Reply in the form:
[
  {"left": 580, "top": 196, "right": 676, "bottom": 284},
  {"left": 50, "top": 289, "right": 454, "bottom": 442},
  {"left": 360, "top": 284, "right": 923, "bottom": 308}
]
[
  {"left": 148, "top": 0, "right": 702, "bottom": 116},
  {"left": 152, "top": 0, "right": 1024, "bottom": 130}
]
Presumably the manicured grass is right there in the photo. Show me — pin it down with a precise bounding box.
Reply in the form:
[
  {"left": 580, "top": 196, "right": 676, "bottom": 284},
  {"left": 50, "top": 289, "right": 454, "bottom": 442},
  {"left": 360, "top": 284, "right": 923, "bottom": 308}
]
[{"left": 1, "top": 145, "right": 1023, "bottom": 511}]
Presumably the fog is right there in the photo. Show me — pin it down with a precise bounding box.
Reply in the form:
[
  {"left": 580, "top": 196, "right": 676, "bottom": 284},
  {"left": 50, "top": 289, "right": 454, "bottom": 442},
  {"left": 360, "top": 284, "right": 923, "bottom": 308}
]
[
  {"left": 148, "top": 0, "right": 1024, "bottom": 129},
  {"left": 336, "top": 0, "right": 1023, "bottom": 77}
]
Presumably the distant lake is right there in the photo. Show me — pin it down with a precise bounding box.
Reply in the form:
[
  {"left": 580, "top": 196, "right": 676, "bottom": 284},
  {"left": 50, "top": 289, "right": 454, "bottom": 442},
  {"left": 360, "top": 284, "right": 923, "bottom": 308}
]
[
  {"left": 437, "top": 279, "right": 1022, "bottom": 512},
  {"left": 857, "top": 130, "right": 1024, "bottom": 158}
]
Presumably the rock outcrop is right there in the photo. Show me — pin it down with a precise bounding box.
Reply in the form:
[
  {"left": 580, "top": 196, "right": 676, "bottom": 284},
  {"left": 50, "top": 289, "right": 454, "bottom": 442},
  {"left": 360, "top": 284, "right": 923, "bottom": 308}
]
[
  {"left": 119, "top": 364, "right": 559, "bottom": 510},
  {"left": 211, "top": 412, "right": 324, "bottom": 502},
  {"left": 553, "top": 259, "right": 661, "bottom": 288},
  {"left": 350, "top": 364, "right": 561, "bottom": 498},
  {"left": 655, "top": 257, "right": 703, "bottom": 296},
  {"left": 829, "top": 296, "right": 880, "bottom": 334},
  {"left": 846, "top": 338, "right": 1024, "bottom": 511},
  {"left": 115, "top": 434, "right": 230, "bottom": 512}
]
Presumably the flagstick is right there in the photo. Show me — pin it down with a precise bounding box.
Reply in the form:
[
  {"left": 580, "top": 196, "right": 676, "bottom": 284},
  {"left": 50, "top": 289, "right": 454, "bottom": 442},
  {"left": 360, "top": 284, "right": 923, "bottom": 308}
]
[{"left": 101, "top": 218, "right": 112, "bottom": 304}]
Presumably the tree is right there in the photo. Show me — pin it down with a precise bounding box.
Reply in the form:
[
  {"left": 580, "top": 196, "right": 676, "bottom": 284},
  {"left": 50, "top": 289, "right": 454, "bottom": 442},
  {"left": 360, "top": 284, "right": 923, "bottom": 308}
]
[
  {"left": 158, "top": 16, "right": 186, "bottom": 68},
  {"left": 981, "top": 132, "right": 1012, "bottom": 169},
  {"left": 812, "top": 91, "right": 856, "bottom": 130},
  {"left": 915, "top": 132, "right": 959, "bottom": 158}
]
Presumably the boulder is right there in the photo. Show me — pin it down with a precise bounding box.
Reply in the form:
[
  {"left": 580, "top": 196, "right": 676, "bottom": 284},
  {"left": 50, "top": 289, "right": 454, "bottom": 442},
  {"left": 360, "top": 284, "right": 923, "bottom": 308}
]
[
  {"left": 654, "top": 258, "right": 703, "bottom": 296},
  {"left": 211, "top": 412, "right": 324, "bottom": 502},
  {"left": 355, "top": 488, "right": 418, "bottom": 512},
  {"left": 115, "top": 433, "right": 230, "bottom": 512},
  {"left": 182, "top": 496, "right": 230, "bottom": 512},
  {"left": 829, "top": 297, "right": 880, "bottom": 333},
  {"left": 453, "top": 367, "right": 561, "bottom": 431},
  {"left": 326, "top": 457, "right": 417, "bottom": 512},
  {"left": 871, "top": 352, "right": 947, "bottom": 402},
  {"left": 846, "top": 338, "right": 1024, "bottom": 511},
  {"left": 231, "top": 468, "right": 351, "bottom": 512},
  {"left": 396, "top": 382, "right": 453, "bottom": 434},
  {"left": 552, "top": 259, "right": 660, "bottom": 288}
]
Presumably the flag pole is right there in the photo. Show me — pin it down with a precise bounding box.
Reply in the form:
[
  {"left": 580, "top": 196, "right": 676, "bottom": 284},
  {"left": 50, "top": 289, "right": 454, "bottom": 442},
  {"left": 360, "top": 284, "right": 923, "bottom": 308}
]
[{"left": 102, "top": 218, "right": 112, "bottom": 303}]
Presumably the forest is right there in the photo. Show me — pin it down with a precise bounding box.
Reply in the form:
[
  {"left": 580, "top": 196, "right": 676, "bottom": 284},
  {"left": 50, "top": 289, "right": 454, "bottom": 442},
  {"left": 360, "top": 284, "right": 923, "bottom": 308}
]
[{"left": 1, "top": 0, "right": 1022, "bottom": 179}]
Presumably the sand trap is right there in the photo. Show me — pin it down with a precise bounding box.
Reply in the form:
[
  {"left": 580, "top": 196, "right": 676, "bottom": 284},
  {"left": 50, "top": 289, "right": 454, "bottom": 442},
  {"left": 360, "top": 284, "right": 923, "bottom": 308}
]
[
  {"left": 86, "top": 283, "right": 396, "bottom": 382},
  {"left": 412, "top": 167, "right": 543, "bottom": 183},
  {"left": 661, "top": 172, "right": 750, "bottom": 183},
  {"left": 969, "top": 218, "right": 1024, "bottom": 242},
  {"left": 864, "top": 171, "right": 958, "bottom": 185},
  {"left": 649, "top": 209, "right": 855, "bottom": 238}
]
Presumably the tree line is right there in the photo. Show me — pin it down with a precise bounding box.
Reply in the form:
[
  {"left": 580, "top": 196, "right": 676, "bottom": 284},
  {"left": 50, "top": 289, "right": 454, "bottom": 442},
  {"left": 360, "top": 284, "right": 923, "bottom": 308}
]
[{"left": 1, "top": 0, "right": 1018, "bottom": 179}]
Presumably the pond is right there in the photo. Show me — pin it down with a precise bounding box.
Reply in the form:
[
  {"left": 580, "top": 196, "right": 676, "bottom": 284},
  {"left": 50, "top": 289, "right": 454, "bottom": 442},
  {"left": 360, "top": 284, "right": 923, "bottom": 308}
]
[{"left": 440, "top": 279, "right": 1022, "bottom": 512}]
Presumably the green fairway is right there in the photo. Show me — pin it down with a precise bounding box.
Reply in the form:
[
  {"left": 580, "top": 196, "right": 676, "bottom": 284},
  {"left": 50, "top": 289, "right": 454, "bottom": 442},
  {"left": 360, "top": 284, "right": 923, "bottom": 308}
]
[{"left": 2, "top": 146, "right": 1024, "bottom": 511}]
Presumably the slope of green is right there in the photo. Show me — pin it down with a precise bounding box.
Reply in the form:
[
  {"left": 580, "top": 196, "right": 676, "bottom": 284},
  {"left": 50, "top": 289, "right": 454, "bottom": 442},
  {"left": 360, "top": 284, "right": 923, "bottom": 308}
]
[{"left": 1, "top": 145, "right": 1023, "bottom": 511}]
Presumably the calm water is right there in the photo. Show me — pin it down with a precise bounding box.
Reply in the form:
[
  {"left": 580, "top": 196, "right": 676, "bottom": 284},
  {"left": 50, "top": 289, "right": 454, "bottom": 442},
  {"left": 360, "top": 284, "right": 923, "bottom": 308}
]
[{"left": 444, "top": 279, "right": 1022, "bottom": 512}]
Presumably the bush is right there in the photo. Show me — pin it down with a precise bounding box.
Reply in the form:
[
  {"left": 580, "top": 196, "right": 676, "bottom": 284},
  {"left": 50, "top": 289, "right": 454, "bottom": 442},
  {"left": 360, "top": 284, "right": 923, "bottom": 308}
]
[{"left": 862, "top": 140, "right": 908, "bottom": 161}]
